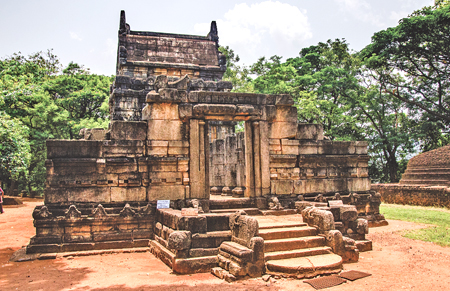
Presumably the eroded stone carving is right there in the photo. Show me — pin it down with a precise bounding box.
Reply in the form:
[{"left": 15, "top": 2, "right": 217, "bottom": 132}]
[
  {"left": 65, "top": 205, "right": 81, "bottom": 219},
  {"left": 93, "top": 204, "right": 108, "bottom": 218},
  {"left": 119, "top": 203, "right": 136, "bottom": 218}
]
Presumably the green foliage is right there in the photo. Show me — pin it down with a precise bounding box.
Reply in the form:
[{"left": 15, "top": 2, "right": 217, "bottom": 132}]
[
  {"left": 218, "top": 46, "right": 255, "bottom": 93},
  {"left": 0, "top": 112, "right": 31, "bottom": 186},
  {"left": 0, "top": 51, "right": 111, "bottom": 193},
  {"left": 380, "top": 204, "right": 450, "bottom": 247},
  {"left": 361, "top": 4, "right": 450, "bottom": 151},
  {"left": 251, "top": 39, "right": 363, "bottom": 140}
]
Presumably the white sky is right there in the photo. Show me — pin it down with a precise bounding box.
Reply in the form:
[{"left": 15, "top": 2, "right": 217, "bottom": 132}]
[{"left": 0, "top": 0, "right": 433, "bottom": 76}]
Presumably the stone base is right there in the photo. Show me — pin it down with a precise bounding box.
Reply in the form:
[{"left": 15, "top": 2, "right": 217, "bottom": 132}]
[
  {"left": 27, "top": 239, "right": 150, "bottom": 254},
  {"left": 150, "top": 240, "right": 218, "bottom": 274}
]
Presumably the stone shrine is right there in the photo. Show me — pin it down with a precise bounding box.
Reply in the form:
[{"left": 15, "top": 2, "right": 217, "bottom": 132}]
[{"left": 27, "top": 11, "right": 386, "bottom": 279}]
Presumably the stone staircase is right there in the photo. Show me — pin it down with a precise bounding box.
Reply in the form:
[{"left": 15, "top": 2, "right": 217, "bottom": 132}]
[{"left": 256, "top": 215, "right": 343, "bottom": 278}]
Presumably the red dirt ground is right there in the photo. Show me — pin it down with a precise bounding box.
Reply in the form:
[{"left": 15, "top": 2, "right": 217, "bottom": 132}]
[{"left": 1, "top": 199, "right": 450, "bottom": 291}]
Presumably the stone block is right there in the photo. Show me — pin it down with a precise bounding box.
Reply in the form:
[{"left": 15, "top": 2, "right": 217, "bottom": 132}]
[
  {"left": 148, "top": 120, "right": 184, "bottom": 140},
  {"left": 348, "top": 178, "right": 371, "bottom": 192},
  {"left": 145, "top": 103, "right": 180, "bottom": 120},
  {"left": 355, "top": 141, "right": 368, "bottom": 154},
  {"left": 269, "top": 155, "right": 297, "bottom": 168},
  {"left": 65, "top": 187, "right": 111, "bottom": 203},
  {"left": 293, "top": 180, "right": 305, "bottom": 194},
  {"left": 269, "top": 122, "right": 297, "bottom": 139},
  {"left": 149, "top": 172, "right": 182, "bottom": 184},
  {"left": 148, "top": 185, "right": 185, "bottom": 200},
  {"left": 47, "top": 140, "right": 102, "bottom": 158},
  {"left": 298, "top": 141, "right": 319, "bottom": 155},
  {"left": 269, "top": 139, "right": 281, "bottom": 152},
  {"left": 178, "top": 216, "right": 207, "bottom": 233},
  {"left": 102, "top": 140, "right": 145, "bottom": 157},
  {"left": 148, "top": 157, "right": 178, "bottom": 172},
  {"left": 274, "top": 106, "right": 298, "bottom": 122},
  {"left": 320, "top": 141, "right": 354, "bottom": 155},
  {"left": 178, "top": 103, "right": 193, "bottom": 120},
  {"left": 147, "top": 140, "right": 168, "bottom": 156},
  {"left": 275, "top": 95, "right": 294, "bottom": 106},
  {"left": 281, "top": 139, "right": 300, "bottom": 155},
  {"left": 296, "top": 124, "right": 324, "bottom": 140},
  {"left": 271, "top": 180, "right": 294, "bottom": 195},
  {"left": 110, "top": 121, "right": 147, "bottom": 141},
  {"left": 193, "top": 104, "right": 236, "bottom": 117},
  {"left": 106, "top": 158, "right": 137, "bottom": 173},
  {"left": 145, "top": 88, "right": 184, "bottom": 103},
  {"left": 178, "top": 158, "right": 189, "bottom": 172},
  {"left": 111, "top": 187, "right": 146, "bottom": 202},
  {"left": 168, "top": 140, "right": 189, "bottom": 156}
]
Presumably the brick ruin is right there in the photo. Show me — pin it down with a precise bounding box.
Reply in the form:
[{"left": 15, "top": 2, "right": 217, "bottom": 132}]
[
  {"left": 27, "top": 11, "right": 387, "bottom": 278},
  {"left": 373, "top": 144, "right": 450, "bottom": 208}
]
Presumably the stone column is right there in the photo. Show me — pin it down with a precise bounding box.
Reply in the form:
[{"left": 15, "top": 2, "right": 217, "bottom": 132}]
[
  {"left": 244, "top": 121, "right": 255, "bottom": 197},
  {"left": 190, "top": 119, "right": 208, "bottom": 198},
  {"left": 253, "top": 122, "right": 262, "bottom": 197},
  {"left": 260, "top": 121, "right": 270, "bottom": 196}
]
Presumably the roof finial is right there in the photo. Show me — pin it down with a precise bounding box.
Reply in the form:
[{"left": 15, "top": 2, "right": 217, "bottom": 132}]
[
  {"left": 119, "top": 10, "right": 130, "bottom": 35},
  {"left": 208, "top": 21, "right": 219, "bottom": 48}
]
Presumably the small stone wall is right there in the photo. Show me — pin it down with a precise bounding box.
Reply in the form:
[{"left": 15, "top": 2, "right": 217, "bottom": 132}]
[{"left": 372, "top": 183, "right": 450, "bottom": 208}]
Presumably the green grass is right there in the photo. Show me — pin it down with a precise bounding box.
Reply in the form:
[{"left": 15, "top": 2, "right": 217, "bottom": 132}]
[{"left": 380, "top": 204, "right": 450, "bottom": 247}]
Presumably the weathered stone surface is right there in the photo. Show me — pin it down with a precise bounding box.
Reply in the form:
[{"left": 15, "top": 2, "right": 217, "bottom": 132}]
[
  {"left": 148, "top": 120, "right": 184, "bottom": 140},
  {"left": 143, "top": 103, "right": 180, "bottom": 120},
  {"left": 302, "top": 207, "right": 335, "bottom": 232},
  {"left": 296, "top": 123, "right": 324, "bottom": 140},
  {"left": 168, "top": 231, "right": 192, "bottom": 250},
  {"left": 110, "top": 121, "right": 147, "bottom": 140},
  {"left": 269, "top": 122, "right": 297, "bottom": 139},
  {"left": 147, "top": 185, "right": 185, "bottom": 201},
  {"left": 47, "top": 140, "right": 102, "bottom": 158},
  {"left": 111, "top": 187, "right": 146, "bottom": 202}
]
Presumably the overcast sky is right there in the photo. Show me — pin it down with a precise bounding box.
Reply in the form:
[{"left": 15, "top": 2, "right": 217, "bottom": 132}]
[{"left": 0, "top": 0, "right": 433, "bottom": 75}]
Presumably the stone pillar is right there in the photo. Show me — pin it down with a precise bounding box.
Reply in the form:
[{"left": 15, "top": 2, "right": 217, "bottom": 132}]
[
  {"left": 253, "top": 122, "right": 262, "bottom": 197},
  {"left": 190, "top": 119, "right": 208, "bottom": 198},
  {"left": 245, "top": 121, "right": 255, "bottom": 197},
  {"left": 260, "top": 121, "right": 270, "bottom": 196}
]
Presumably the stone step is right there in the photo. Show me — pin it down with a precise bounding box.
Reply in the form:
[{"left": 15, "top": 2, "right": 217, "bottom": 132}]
[
  {"left": 401, "top": 173, "right": 450, "bottom": 180},
  {"left": 209, "top": 198, "right": 256, "bottom": 210},
  {"left": 209, "top": 208, "right": 261, "bottom": 215},
  {"left": 259, "top": 226, "right": 317, "bottom": 240},
  {"left": 259, "top": 209, "right": 298, "bottom": 216},
  {"left": 399, "top": 179, "right": 450, "bottom": 186},
  {"left": 254, "top": 214, "right": 306, "bottom": 230},
  {"left": 265, "top": 253, "right": 343, "bottom": 277},
  {"left": 264, "top": 236, "right": 325, "bottom": 253},
  {"left": 265, "top": 246, "right": 332, "bottom": 261},
  {"left": 259, "top": 222, "right": 307, "bottom": 230}
]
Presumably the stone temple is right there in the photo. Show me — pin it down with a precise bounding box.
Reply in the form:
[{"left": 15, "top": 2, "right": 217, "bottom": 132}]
[{"left": 27, "top": 11, "right": 386, "bottom": 280}]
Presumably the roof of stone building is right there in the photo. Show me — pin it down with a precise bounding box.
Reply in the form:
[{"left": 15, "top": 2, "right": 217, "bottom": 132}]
[
  {"left": 117, "top": 10, "right": 224, "bottom": 72},
  {"left": 408, "top": 145, "right": 450, "bottom": 168}
]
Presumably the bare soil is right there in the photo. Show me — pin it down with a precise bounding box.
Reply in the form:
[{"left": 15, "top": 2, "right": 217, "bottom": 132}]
[{"left": 1, "top": 199, "right": 450, "bottom": 291}]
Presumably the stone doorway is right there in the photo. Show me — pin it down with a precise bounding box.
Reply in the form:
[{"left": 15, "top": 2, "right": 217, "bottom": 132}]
[
  {"left": 189, "top": 118, "right": 270, "bottom": 200},
  {"left": 208, "top": 121, "right": 245, "bottom": 198}
]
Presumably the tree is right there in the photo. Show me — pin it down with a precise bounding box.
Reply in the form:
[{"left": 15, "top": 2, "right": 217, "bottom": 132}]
[
  {"left": 351, "top": 67, "right": 419, "bottom": 182},
  {"left": 361, "top": 4, "right": 450, "bottom": 150},
  {"left": 218, "top": 46, "right": 255, "bottom": 93},
  {"left": 251, "top": 39, "right": 364, "bottom": 140},
  {"left": 0, "top": 112, "right": 31, "bottom": 191},
  {"left": 0, "top": 51, "right": 111, "bottom": 193}
]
